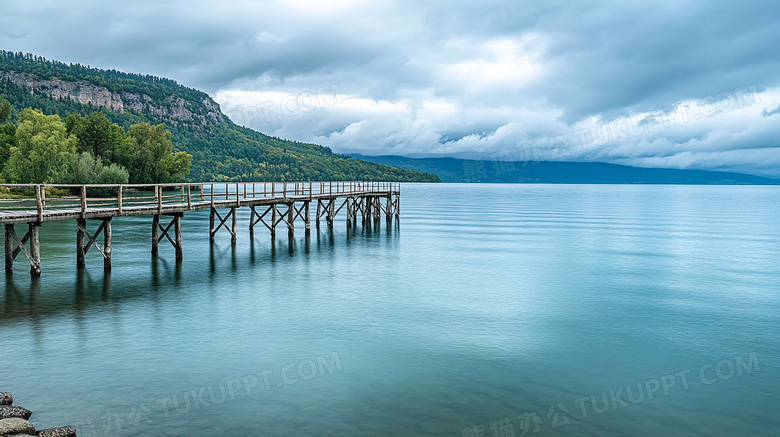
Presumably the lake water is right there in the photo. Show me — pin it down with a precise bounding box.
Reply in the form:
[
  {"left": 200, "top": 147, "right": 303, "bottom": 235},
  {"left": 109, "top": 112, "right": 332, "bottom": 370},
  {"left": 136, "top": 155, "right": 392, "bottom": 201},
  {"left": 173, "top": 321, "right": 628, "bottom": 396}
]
[{"left": 1, "top": 183, "right": 779, "bottom": 436}]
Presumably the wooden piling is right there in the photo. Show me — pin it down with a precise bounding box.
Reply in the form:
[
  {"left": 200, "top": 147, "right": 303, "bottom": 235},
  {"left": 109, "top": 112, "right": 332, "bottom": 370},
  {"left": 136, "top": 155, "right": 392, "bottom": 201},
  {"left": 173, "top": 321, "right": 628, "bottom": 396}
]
[
  {"left": 77, "top": 219, "right": 86, "bottom": 267},
  {"left": 231, "top": 207, "right": 237, "bottom": 244},
  {"left": 288, "top": 202, "right": 295, "bottom": 236},
  {"left": 174, "top": 215, "right": 183, "bottom": 260},
  {"left": 304, "top": 201, "right": 311, "bottom": 233},
  {"left": 271, "top": 205, "right": 277, "bottom": 237},
  {"left": 209, "top": 208, "right": 215, "bottom": 242},
  {"left": 29, "top": 223, "right": 40, "bottom": 276},
  {"left": 152, "top": 215, "right": 160, "bottom": 256},
  {"left": 5, "top": 224, "right": 13, "bottom": 273},
  {"left": 103, "top": 218, "right": 112, "bottom": 270}
]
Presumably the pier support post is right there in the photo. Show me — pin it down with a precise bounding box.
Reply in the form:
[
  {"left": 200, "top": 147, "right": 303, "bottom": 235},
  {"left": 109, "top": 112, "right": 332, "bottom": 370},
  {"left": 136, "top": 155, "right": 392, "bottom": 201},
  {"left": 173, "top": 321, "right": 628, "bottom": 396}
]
[
  {"left": 386, "top": 196, "right": 392, "bottom": 222},
  {"left": 326, "top": 200, "right": 334, "bottom": 229},
  {"left": 231, "top": 207, "right": 237, "bottom": 244},
  {"left": 346, "top": 198, "right": 353, "bottom": 230},
  {"left": 304, "top": 201, "right": 311, "bottom": 234},
  {"left": 174, "top": 215, "right": 183, "bottom": 260},
  {"left": 4, "top": 224, "right": 12, "bottom": 273},
  {"left": 249, "top": 206, "right": 257, "bottom": 236},
  {"left": 208, "top": 208, "right": 214, "bottom": 242},
  {"left": 287, "top": 202, "right": 295, "bottom": 237},
  {"left": 29, "top": 223, "right": 40, "bottom": 276},
  {"left": 103, "top": 218, "right": 112, "bottom": 270},
  {"left": 77, "top": 219, "right": 86, "bottom": 266},
  {"left": 152, "top": 215, "right": 160, "bottom": 256},
  {"left": 271, "top": 205, "right": 277, "bottom": 236}
]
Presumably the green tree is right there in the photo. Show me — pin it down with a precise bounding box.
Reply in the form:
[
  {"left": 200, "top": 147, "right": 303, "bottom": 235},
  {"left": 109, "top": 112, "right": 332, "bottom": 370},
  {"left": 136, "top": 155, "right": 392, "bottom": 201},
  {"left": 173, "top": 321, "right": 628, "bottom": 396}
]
[
  {"left": 72, "top": 112, "right": 128, "bottom": 163},
  {"left": 65, "top": 113, "right": 82, "bottom": 135},
  {"left": 127, "top": 122, "right": 191, "bottom": 183},
  {"left": 0, "top": 98, "right": 12, "bottom": 124},
  {"left": 67, "top": 151, "right": 129, "bottom": 195},
  {"left": 2, "top": 108, "right": 76, "bottom": 183},
  {"left": 0, "top": 123, "right": 15, "bottom": 174}
]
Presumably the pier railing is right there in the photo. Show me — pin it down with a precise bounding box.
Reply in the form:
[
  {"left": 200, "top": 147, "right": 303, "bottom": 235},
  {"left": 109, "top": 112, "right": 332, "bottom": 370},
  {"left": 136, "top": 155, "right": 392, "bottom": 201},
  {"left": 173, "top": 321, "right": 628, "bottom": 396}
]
[
  {"left": 3, "top": 181, "right": 401, "bottom": 275},
  {"left": 0, "top": 181, "right": 399, "bottom": 223}
]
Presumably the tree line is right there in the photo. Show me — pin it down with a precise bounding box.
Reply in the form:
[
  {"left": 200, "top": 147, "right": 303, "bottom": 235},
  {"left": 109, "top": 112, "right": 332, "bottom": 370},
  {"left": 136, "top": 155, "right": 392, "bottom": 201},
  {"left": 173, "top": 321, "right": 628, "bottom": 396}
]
[{"left": 0, "top": 98, "right": 191, "bottom": 186}]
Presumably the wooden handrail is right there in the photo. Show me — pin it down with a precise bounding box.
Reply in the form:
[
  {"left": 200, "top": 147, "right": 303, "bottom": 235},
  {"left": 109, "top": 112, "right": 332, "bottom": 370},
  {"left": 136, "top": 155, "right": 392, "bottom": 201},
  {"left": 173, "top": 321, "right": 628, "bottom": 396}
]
[{"left": 0, "top": 181, "right": 402, "bottom": 222}]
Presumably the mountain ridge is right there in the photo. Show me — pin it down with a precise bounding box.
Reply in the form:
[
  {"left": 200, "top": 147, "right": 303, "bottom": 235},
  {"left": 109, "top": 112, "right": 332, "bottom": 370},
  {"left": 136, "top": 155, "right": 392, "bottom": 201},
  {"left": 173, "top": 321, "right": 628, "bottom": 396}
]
[
  {"left": 350, "top": 154, "right": 780, "bottom": 185},
  {"left": 0, "top": 50, "right": 439, "bottom": 182}
]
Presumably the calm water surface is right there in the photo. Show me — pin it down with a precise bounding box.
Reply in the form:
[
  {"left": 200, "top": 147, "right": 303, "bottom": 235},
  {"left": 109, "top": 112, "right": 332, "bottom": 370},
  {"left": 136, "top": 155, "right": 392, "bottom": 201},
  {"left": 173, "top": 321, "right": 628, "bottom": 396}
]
[{"left": 1, "top": 184, "right": 779, "bottom": 436}]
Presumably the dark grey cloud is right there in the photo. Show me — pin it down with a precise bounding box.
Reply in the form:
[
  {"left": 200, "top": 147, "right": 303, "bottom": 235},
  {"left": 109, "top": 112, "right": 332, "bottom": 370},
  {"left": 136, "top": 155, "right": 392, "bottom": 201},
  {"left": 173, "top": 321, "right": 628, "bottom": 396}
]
[{"left": 2, "top": 0, "right": 780, "bottom": 176}]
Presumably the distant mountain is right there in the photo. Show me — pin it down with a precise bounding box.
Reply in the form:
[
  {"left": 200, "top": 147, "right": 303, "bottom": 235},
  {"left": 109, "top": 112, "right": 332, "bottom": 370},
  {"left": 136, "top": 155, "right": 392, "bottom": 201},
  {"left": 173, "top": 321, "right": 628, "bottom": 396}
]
[
  {"left": 0, "top": 51, "right": 439, "bottom": 182},
  {"left": 350, "top": 154, "right": 780, "bottom": 185}
]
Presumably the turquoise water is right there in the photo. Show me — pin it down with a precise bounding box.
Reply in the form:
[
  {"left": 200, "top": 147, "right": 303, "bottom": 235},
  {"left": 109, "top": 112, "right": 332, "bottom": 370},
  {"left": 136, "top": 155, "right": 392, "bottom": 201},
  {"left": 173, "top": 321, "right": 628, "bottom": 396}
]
[{"left": 1, "top": 184, "right": 779, "bottom": 436}]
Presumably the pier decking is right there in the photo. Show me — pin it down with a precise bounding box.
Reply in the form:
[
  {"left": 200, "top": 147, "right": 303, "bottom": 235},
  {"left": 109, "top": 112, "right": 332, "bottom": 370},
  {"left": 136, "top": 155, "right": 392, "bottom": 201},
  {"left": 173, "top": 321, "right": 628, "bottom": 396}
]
[{"left": 1, "top": 181, "right": 400, "bottom": 276}]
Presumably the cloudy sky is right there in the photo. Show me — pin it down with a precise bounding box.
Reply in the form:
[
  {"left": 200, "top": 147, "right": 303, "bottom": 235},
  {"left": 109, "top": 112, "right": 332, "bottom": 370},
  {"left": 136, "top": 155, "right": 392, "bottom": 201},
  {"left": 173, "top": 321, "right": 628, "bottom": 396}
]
[{"left": 2, "top": 0, "right": 780, "bottom": 176}]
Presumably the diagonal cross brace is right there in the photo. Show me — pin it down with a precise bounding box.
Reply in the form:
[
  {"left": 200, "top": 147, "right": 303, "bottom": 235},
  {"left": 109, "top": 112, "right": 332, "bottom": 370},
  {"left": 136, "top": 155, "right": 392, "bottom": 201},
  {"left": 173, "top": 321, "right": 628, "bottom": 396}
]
[
  {"left": 7, "top": 225, "right": 33, "bottom": 265},
  {"left": 78, "top": 220, "right": 107, "bottom": 259},
  {"left": 211, "top": 208, "right": 235, "bottom": 237},
  {"left": 157, "top": 218, "right": 176, "bottom": 246},
  {"left": 5, "top": 223, "right": 41, "bottom": 275}
]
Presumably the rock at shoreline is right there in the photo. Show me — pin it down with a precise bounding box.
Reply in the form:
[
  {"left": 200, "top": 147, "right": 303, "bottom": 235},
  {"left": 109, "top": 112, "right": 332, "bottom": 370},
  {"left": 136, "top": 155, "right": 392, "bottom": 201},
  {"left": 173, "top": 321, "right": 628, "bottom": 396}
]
[
  {"left": 0, "top": 405, "right": 33, "bottom": 420},
  {"left": 38, "top": 426, "right": 77, "bottom": 437},
  {"left": 0, "top": 417, "right": 36, "bottom": 435},
  {"left": 0, "top": 393, "right": 76, "bottom": 436}
]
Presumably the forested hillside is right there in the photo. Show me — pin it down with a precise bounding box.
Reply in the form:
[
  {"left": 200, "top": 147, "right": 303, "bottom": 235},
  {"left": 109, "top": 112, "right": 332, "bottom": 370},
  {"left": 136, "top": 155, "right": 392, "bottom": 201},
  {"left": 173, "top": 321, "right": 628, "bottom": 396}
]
[{"left": 0, "top": 51, "right": 439, "bottom": 182}]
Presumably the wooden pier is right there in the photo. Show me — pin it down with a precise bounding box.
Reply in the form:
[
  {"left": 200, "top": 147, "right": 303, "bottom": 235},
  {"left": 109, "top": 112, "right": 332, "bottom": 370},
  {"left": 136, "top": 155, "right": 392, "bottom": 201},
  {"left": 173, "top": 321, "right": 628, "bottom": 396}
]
[{"left": 0, "top": 181, "right": 400, "bottom": 276}]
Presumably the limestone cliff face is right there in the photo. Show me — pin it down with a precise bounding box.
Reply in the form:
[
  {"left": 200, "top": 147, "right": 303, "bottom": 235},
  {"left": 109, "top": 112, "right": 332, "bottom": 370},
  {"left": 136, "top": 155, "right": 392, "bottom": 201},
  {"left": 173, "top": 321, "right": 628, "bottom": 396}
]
[
  {"left": 0, "top": 71, "right": 223, "bottom": 127},
  {"left": 2, "top": 71, "right": 124, "bottom": 112}
]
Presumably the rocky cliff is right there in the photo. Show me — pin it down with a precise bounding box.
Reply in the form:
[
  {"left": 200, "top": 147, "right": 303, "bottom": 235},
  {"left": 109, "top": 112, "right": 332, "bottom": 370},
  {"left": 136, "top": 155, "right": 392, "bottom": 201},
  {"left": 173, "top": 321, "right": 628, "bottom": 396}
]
[{"left": 0, "top": 71, "right": 222, "bottom": 127}]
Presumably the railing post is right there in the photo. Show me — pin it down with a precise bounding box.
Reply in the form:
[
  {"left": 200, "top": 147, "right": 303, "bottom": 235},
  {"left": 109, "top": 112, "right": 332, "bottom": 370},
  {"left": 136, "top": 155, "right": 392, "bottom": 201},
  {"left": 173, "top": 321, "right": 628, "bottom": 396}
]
[
  {"left": 118, "top": 185, "right": 123, "bottom": 215},
  {"left": 36, "top": 185, "right": 43, "bottom": 223},
  {"left": 235, "top": 183, "right": 240, "bottom": 206},
  {"left": 80, "top": 186, "right": 87, "bottom": 219},
  {"left": 210, "top": 184, "right": 214, "bottom": 208},
  {"left": 187, "top": 185, "right": 192, "bottom": 210},
  {"left": 157, "top": 185, "right": 162, "bottom": 215}
]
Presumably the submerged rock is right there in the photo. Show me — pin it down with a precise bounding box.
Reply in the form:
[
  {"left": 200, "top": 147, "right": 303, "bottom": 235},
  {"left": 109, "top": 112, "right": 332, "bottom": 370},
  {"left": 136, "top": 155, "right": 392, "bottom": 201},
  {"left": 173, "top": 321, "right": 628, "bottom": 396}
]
[
  {"left": 0, "top": 417, "right": 36, "bottom": 435},
  {"left": 0, "top": 405, "right": 32, "bottom": 420}
]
